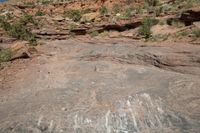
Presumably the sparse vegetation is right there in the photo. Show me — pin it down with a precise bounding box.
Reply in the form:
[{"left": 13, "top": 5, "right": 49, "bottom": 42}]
[
  {"left": 135, "top": 7, "right": 144, "bottom": 14},
  {"left": 99, "top": 31, "right": 109, "bottom": 37},
  {"left": 179, "top": 31, "right": 189, "bottom": 37},
  {"left": 149, "top": 34, "right": 169, "bottom": 42},
  {"left": 139, "top": 17, "right": 157, "bottom": 39},
  {"left": 37, "top": 0, "right": 53, "bottom": 5},
  {"left": 90, "top": 31, "right": 99, "bottom": 37},
  {"left": 0, "top": 14, "right": 37, "bottom": 45},
  {"left": 24, "top": 1, "right": 35, "bottom": 7},
  {"left": 64, "top": 9, "right": 81, "bottom": 22},
  {"left": 68, "top": 23, "right": 78, "bottom": 38},
  {"left": 154, "top": 6, "right": 163, "bottom": 16},
  {"left": 0, "top": 49, "right": 12, "bottom": 62},
  {"left": 100, "top": 6, "right": 108, "bottom": 16},
  {"left": 112, "top": 4, "right": 121, "bottom": 14},
  {"left": 192, "top": 29, "right": 200, "bottom": 38},
  {"left": 0, "top": 0, "right": 199, "bottom": 44},
  {"left": 145, "top": 0, "right": 160, "bottom": 7},
  {"left": 171, "top": 20, "right": 185, "bottom": 28},
  {"left": 142, "top": 0, "right": 163, "bottom": 16},
  {"left": 82, "top": 8, "right": 92, "bottom": 14},
  {"left": 35, "top": 11, "right": 45, "bottom": 16},
  {"left": 124, "top": 8, "right": 133, "bottom": 18},
  {"left": 159, "top": 19, "right": 166, "bottom": 25},
  {"left": 69, "top": 23, "right": 78, "bottom": 31}
]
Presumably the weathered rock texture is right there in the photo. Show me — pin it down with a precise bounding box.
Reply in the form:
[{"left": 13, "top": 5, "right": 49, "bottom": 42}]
[{"left": 0, "top": 39, "right": 200, "bottom": 132}]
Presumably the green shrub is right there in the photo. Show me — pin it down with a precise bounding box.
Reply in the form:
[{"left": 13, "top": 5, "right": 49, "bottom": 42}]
[
  {"left": 145, "top": 0, "right": 160, "bottom": 7},
  {"left": 124, "top": 8, "right": 133, "bottom": 18},
  {"left": 0, "top": 16, "right": 11, "bottom": 31},
  {"left": 149, "top": 34, "right": 169, "bottom": 42},
  {"left": 135, "top": 7, "right": 144, "bottom": 14},
  {"left": 0, "top": 49, "right": 12, "bottom": 62},
  {"left": 82, "top": 8, "right": 92, "bottom": 14},
  {"left": 154, "top": 6, "right": 163, "bottom": 16},
  {"left": 179, "top": 31, "right": 188, "bottom": 36},
  {"left": 35, "top": 11, "right": 45, "bottom": 16},
  {"left": 90, "top": 31, "right": 99, "bottom": 37},
  {"left": 159, "top": 19, "right": 166, "bottom": 25},
  {"left": 192, "top": 29, "right": 200, "bottom": 38},
  {"left": 139, "top": 17, "right": 157, "bottom": 39},
  {"left": 64, "top": 9, "right": 81, "bottom": 22},
  {"left": 99, "top": 31, "right": 109, "bottom": 37},
  {"left": 100, "top": 6, "right": 108, "bottom": 16},
  {"left": 69, "top": 23, "right": 78, "bottom": 31},
  {"left": 0, "top": 14, "right": 37, "bottom": 45},
  {"left": 171, "top": 20, "right": 185, "bottom": 28},
  {"left": 37, "top": 0, "right": 53, "bottom": 5}
]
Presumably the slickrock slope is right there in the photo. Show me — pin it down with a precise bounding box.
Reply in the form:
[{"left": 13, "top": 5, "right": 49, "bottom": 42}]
[{"left": 0, "top": 39, "right": 200, "bottom": 132}]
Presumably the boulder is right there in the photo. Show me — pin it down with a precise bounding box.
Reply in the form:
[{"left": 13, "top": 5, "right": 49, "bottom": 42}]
[
  {"left": 0, "top": 42, "right": 31, "bottom": 62},
  {"left": 10, "top": 42, "right": 25, "bottom": 52},
  {"left": 9, "top": 42, "right": 31, "bottom": 61}
]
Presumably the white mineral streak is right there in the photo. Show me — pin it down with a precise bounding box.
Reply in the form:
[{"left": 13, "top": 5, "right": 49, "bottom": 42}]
[
  {"left": 37, "top": 115, "right": 43, "bottom": 127},
  {"left": 73, "top": 93, "right": 184, "bottom": 132},
  {"left": 105, "top": 110, "right": 111, "bottom": 133}
]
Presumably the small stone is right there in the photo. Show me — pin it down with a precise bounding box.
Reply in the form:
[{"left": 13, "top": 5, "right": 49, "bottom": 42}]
[
  {"left": 65, "top": 17, "right": 71, "bottom": 21},
  {"left": 116, "top": 13, "right": 121, "bottom": 17},
  {"left": 62, "top": 107, "right": 67, "bottom": 111}
]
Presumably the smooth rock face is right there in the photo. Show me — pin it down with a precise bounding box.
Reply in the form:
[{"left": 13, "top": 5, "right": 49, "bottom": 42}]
[{"left": 0, "top": 39, "right": 200, "bottom": 133}]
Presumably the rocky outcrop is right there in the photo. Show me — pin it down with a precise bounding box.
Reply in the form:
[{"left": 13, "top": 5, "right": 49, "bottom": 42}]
[
  {"left": 9, "top": 42, "right": 30, "bottom": 61},
  {"left": 32, "top": 19, "right": 142, "bottom": 39},
  {"left": 0, "top": 40, "right": 200, "bottom": 132}
]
